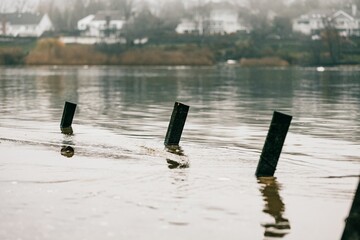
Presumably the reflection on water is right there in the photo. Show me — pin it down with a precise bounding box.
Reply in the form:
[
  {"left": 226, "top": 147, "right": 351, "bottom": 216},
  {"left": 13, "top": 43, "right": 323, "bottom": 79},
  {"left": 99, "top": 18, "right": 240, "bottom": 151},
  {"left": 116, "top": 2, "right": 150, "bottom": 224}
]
[
  {"left": 258, "top": 177, "right": 290, "bottom": 238},
  {"left": 165, "top": 145, "right": 189, "bottom": 169},
  {"left": 60, "top": 145, "right": 74, "bottom": 158},
  {"left": 0, "top": 66, "right": 359, "bottom": 142},
  {"left": 61, "top": 134, "right": 75, "bottom": 158},
  {"left": 0, "top": 66, "right": 359, "bottom": 240}
]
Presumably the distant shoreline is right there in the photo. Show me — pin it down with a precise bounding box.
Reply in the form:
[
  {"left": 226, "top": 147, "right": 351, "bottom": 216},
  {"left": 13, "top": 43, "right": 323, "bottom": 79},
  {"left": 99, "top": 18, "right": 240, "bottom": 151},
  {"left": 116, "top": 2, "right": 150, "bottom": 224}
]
[{"left": 2, "top": 37, "right": 360, "bottom": 67}]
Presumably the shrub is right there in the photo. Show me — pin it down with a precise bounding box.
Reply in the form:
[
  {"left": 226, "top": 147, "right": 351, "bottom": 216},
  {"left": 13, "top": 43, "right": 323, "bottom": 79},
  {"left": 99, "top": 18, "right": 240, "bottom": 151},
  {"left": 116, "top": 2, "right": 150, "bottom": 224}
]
[
  {"left": 0, "top": 47, "right": 25, "bottom": 65},
  {"left": 26, "top": 38, "right": 108, "bottom": 65},
  {"left": 119, "top": 47, "right": 214, "bottom": 65},
  {"left": 239, "top": 57, "right": 289, "bottom": 67}
]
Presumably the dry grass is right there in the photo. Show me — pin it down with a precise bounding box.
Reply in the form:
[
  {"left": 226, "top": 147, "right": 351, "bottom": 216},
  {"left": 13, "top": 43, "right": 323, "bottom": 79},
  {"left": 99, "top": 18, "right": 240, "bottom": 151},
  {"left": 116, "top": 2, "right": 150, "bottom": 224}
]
[
  {"left": 118, "top": 48, "right": 214, "bottom": 66},
  {"left": 26, "top": 38, "right": 108, "bottom": 65},
  {"left": 239, "top": 57, "right": 289, "bottom": 67},
  {"left": 26, "top": 39, "right": 215, "bottom": 66}
]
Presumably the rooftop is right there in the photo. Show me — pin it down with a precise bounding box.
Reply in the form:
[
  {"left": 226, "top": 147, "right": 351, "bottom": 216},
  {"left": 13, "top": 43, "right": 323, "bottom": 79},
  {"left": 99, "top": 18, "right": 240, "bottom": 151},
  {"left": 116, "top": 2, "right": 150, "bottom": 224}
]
[
  {"left": 93, "top": 11, "right": 125, "bottom": 21},
  {"left": 0, "top": 12, "right": 44, "bottom": 25}
]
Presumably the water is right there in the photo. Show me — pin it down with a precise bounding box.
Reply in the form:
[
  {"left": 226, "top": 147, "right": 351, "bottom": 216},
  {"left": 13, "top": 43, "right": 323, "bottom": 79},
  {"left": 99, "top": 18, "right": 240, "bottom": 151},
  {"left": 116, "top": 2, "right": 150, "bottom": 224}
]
[{"left": 0, "top": 65, "right": 359, "bottom": 240}]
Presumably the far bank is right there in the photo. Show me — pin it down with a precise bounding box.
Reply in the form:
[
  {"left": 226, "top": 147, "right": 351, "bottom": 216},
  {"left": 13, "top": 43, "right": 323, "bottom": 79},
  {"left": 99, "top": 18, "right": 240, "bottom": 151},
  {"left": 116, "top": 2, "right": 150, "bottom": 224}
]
[{"left": 1, "top": 36, "right": 360, "bottom": 67}]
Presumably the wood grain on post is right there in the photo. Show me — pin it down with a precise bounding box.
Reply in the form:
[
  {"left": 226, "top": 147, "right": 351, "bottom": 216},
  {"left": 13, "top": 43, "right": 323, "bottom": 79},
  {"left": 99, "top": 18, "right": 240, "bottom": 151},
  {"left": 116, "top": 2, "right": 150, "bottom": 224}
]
[
  {"left": 256, "top": 111, "right": 292, "bottom": 177},
  {"left": 60, "top": 101, "right": 77, "bottom": 134},
  {"left": 164, "top": 102, "right": 189, "bottom": 146},
  {"left": 341, "top": 178, "right": 360, "bottom": 240}
]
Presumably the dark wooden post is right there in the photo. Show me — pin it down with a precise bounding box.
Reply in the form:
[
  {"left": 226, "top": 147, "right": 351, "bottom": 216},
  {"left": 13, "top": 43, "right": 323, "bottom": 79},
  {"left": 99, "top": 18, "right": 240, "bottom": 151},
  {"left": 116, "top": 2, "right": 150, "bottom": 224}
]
[
  {"left": 256, "top": 111, "right": 292, "bottom": 177},
  {"left": 60, "top": 101, "right": 77, "bottom": 134},
  {"left": 164, "top": 102, "right": 189, "bottom": 146},
  {"left": 341, "top": 178, "right": 360, "bottom": 240}
]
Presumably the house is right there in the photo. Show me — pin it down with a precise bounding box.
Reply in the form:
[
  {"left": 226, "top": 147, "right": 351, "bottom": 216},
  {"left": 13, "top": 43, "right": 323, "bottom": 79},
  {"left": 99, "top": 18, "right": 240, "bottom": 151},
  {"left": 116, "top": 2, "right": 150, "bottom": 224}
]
[
  {"left": 293, "top": 4, "right": 360, "bottom": 36},
  {"left": 61, "top": 10, "right": 127, "bottom": 45},
  {"left": 78, "top": 11, "right": 126, "bottom": 38},
  {"left": 176, "top": 2, "right": 249, "bottom": 35},
  {"left": 0, "top": 12, "right": 53, "bottom": 37},
  {"left": 204, "top": 2, "right": 248, "bottom": 35},
  {"left": 176, "top": 18, "right": 199, "bottom": 34}
]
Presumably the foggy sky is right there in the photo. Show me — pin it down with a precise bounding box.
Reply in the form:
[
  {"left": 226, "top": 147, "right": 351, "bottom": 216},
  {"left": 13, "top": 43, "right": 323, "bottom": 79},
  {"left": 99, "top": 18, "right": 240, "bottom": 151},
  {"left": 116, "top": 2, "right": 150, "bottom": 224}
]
[{"left": 0, "top": 0, "right": 351, "bottom": 13}]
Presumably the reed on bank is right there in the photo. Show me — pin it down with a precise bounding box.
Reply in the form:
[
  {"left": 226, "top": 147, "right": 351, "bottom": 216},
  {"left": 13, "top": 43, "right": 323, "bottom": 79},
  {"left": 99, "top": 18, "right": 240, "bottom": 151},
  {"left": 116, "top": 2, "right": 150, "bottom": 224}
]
[
  {"left": 25, "top": 38, "right": 215, "bottom": 66},
  {"left": 0, "top": 47, "right": 26, "bottom": 65},
  {"left": 239, "top": 57, "right": 290, "bottom": 67}
]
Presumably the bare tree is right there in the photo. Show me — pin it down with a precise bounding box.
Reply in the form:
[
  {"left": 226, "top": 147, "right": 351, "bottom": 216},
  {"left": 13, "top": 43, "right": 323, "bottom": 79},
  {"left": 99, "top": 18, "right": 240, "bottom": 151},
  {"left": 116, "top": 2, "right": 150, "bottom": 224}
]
[
  {"left": 158, "top": 0, "right": 185, "bottom": 28},
  {"left": 0, "top": 0, "right": 10, "bottom": 13},
  {"left": 15, "top": 0, "right": 28, "bottom": 13},
  {"left": 321, "top": 17, "right": 341, "bottom": 64},
  {"left": 110, "top": 0, "right": 135, "bottom": 20},
  {"left": 0, "top": 0, "right": 39, "bottom": 13},
  {"left": 122, "top": 4, "right": 160, "bottom": 41}
]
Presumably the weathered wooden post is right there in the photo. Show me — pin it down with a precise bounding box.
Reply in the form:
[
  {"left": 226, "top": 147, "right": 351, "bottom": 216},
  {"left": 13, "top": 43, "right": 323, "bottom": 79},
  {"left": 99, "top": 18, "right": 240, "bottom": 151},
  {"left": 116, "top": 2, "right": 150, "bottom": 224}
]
[
  {"left": 60, "top": 101, "right": 77, "bottom": 134},
  {"left": 164, "top": 102, "right": 189, "bottom": 146},
  {"left": 255, "top": 111, "right": 292, "bottom": 177},
  {"left": 341, "top": 178, "right": 360, "bottom": 240}
]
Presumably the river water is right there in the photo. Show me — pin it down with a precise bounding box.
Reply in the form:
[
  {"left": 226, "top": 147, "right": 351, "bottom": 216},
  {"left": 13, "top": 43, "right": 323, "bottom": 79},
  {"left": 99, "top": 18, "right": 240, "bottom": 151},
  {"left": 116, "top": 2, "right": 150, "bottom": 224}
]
[{"left": 0, "top": 65, "right": 359, "bottom": 240}]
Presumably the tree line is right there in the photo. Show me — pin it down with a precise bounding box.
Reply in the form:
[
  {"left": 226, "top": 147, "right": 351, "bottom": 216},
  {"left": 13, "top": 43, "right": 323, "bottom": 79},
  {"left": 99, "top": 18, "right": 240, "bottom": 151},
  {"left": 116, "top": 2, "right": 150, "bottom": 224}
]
[
  {"left": 32, "top": 0, "right": 355, "bottom": 35},
  {"left": 2, "top": 0, "right": 360, "bottom": 66},
  {"left": 34, "top": 0, "right": 359, "bottom": 65},
  {"left": 2, "top": 0, "right": 360, "bottom": 37}
]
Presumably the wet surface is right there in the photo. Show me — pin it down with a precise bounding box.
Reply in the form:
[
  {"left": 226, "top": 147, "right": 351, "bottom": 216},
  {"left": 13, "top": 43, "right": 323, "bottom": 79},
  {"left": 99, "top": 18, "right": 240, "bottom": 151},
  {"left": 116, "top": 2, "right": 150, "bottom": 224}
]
[{"left": 0, "top": 65, "right": 359, "bottom": 239}]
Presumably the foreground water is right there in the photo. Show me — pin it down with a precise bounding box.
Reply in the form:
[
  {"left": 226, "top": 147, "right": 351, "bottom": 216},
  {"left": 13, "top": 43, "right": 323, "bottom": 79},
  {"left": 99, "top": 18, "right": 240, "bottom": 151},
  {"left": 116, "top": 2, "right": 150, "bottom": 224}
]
[{"left": 0, "top": 65, "right": 359, "bottom": 240}]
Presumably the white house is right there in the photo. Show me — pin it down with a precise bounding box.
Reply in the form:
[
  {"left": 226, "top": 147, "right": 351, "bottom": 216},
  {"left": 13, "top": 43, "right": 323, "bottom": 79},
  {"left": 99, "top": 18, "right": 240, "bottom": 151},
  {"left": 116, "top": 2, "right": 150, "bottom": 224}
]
[
  {"left": 293, "top": 5, "right": 360, "bottom": 36},
  {"left": 176, "top": 18, "right": 198, "bottom": 34},
  {"left": 0, "top": 12, "right": 53, "bottom": 37},
  {"left": 204, "top": 2, "right": 248, "bottom": 35},
  {"left": 77, "top": 11, "right": 126, "bottom": 38},
  {"left": 176, "top": 2, "right": 249, "bottom": 35}
]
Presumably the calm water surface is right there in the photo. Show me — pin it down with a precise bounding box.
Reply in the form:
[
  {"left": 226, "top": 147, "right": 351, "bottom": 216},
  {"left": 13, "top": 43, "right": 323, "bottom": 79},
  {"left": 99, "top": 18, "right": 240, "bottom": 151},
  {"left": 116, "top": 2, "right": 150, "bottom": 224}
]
[{"left": 0, "top": 65, "right": 359, "bottom": 240}]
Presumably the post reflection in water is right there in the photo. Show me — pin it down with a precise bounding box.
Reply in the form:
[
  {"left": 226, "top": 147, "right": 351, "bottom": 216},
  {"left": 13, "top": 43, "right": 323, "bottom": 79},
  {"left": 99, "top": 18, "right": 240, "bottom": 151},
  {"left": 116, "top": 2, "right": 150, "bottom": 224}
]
[
  {"left": 61, "top": 145, "right": 75, "bottom": 158},
  {"left": 165, "top": 145, "right": 189, "bottom": 169},
  {"left": 60, "top": 136, "right": 75, "bottom": 158},
  {"left": 258, "top": 177, "right": 291, "bottom": 238}
]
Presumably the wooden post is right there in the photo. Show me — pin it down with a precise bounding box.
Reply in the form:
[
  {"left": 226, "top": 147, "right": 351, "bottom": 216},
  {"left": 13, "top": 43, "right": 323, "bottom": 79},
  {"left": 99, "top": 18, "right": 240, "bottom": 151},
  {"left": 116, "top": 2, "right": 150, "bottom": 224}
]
[
  {"left": 256, "top": 111, "right": 292, "bottom": 177},
  {"left": 341, "top": 178, "right": 360, "bottom": 240},
  {"left": 60, "top": 101, "right": 77, "bottom": 134},
  {"left": 164, "top": 102, "right": 189, "bottom": 146}
]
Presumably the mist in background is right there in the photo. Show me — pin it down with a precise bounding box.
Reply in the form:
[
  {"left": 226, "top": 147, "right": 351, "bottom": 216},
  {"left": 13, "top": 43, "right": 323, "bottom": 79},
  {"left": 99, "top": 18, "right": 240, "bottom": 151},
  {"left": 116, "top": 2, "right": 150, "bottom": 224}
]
[{"left": 0, "top": 0, "right": 357, "bottom": 30}]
